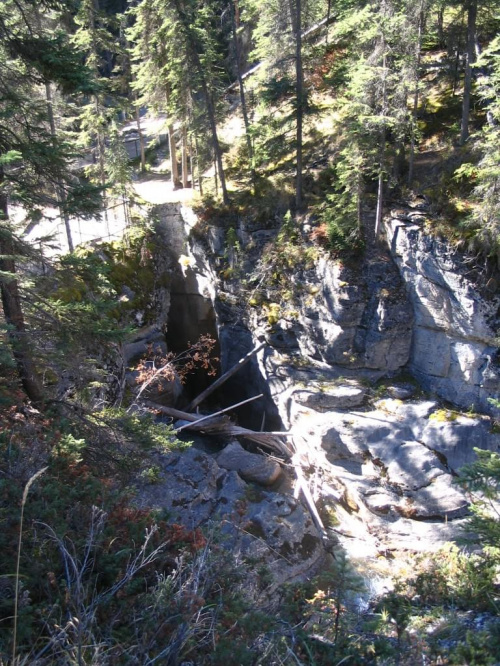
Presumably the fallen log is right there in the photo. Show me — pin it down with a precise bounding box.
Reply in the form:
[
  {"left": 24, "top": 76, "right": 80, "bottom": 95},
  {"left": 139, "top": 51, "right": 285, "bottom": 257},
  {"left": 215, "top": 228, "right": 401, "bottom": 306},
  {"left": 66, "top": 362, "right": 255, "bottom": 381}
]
[
  {"left": 186, "top": 341, "right": 266, "bottom": 412},
  {"left": 291, "top": 436, "right": 328, "bottom": 542},
  {"left": 144, "top": 400, "right": 293, "bottom": 458},
  {"left": 176, "top": 394, "right": 264, "bottom": 432}
]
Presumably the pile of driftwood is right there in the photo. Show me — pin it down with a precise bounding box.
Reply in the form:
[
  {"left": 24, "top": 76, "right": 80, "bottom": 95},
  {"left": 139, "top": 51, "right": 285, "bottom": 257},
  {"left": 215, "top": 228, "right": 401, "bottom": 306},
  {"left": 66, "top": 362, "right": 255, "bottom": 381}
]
[
  {"left": 143, "top": 342, "right": 329, "bottom": 541},
  {"left": 144, "top": 342, "right": 293, "bottom": 459}
]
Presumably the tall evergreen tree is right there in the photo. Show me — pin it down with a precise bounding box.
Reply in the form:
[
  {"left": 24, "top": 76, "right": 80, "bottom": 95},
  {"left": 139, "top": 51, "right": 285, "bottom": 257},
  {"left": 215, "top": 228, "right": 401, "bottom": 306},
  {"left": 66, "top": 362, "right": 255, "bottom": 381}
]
[
  {"left": 228, "top": 0, "right": 256, "bottom": 184},
  {"left": 249, "top": 0, "right": 325, "bottom": 206},
  {"left": 0, "top": 0, "right": 101, "bottom": 405},
  {"left": 460, "top": 0, "right": 478, "bottom": 144},
  {"left": 171, "top": 0, "right": 230, "bottom": 203},
  {"left": 458, "top": 35, "right": 500, "bottom": 257},
  {"left": 72, "top": 0, "right": 120, "bottom": 227}
]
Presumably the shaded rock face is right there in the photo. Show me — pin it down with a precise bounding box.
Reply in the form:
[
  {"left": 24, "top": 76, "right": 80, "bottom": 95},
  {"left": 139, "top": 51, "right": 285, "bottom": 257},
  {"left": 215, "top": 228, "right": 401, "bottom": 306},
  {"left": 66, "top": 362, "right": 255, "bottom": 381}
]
[
  {"left": 142, "top": 201, "right": 500, "bottom": 570},
  {"left": 217, "top": 441, "right": 282, "bottom": 486},
  {"left": 298, "top": 251, "right": 413, "bottom": 373},
  {"left": 153, "top": 204, "right": 222, "bottom": 400},
  {"left": 215, "top": 318, "right": 283, "bottom": 431},
  {"left": 383, "top": 217, "right": 500, "bottom": 416},
  {"left": 134, "top": 447, "right": 324, "bottom": 587},
  {"left": 256, "top": 350, "right": 499, "bottom": 553}
]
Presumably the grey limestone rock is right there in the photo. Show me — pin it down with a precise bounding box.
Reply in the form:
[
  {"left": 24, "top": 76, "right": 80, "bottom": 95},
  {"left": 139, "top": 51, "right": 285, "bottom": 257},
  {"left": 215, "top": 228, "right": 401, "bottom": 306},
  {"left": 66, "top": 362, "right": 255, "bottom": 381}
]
[
  {"left": 217, "top": 441, "right": 282, "bottom": 486},
  {"left": 421, "top": 415, "right": 500, "bottom": 470},
  {"left": 238, "top": 493, "right": 324, "bottom": 585},
  {"left": 293, "top": 383, "right": 367, "bottom": 411},
  {"left": 407, "top": 475, "right": 469, "bottom": 520},
  {"left": 134, "top": 447, "right": 323, "bottom": 587},
  {"left": 383, "top": 217, "right": 500, "bottom": 416},
  {"left": 297, "top": 254, "right": 413, "bottom": 372},
  {"left": 135, "top": 448, "right": 220, "bottom": 528},
  {"left": 384, "top": 441, "right": 448, "bottom": 490},
  {"left": 122, "top": 326, "right": 167, "bottom": 366}
]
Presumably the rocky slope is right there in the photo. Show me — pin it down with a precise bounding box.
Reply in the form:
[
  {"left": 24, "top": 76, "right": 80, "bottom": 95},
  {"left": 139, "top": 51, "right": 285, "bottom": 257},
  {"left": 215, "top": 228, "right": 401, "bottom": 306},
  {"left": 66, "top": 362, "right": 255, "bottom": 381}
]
[{"left": 139, "top": 199, "right": 499, "bottom": 583}]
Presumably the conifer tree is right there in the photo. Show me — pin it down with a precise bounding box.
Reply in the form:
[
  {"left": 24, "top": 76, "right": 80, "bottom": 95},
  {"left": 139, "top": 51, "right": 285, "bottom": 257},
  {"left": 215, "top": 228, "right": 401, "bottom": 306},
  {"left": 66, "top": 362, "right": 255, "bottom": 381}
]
[
  {"left": 72, "top": 0, "right": 119, "bottom": 227},
  {"left": 0, "top": 0, "right": 101, "bottom": 405},
  {"left": 460, "top": 0, "right": 478, "bottom": 144},
  {"left": 171, "top": 0, "right": 230, "bottom": 203},
  {"left": 458, "top": 35, "right": 500, "bottom": 257},
  {"left": 249, "top": 0, "right": 324, "bottom": 205},
  {"left": 129, "top": 0, "right": 229, "bottom": 200},
  {"left": 127, "top": 0, "right": 181, "bottom": 188},
  {"left": 229, "top": 0, "right": 256, "bottom": 183}
]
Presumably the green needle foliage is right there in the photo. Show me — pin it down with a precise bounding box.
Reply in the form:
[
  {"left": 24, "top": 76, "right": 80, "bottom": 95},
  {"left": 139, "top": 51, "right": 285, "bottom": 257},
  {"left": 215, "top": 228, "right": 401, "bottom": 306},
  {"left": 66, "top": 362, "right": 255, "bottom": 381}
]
[{"left": 458, "top": 447, "right": 500, "bottom": 557}]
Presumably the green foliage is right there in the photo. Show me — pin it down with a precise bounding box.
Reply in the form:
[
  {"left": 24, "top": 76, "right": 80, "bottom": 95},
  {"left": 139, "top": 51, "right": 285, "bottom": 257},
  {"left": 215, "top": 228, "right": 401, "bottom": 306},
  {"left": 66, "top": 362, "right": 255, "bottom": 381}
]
[
  {"left": 98, "top": 407, "right": 185, "bottom": 453},
  {"left": 56, "top": 433, "right": 87, "bottom": 463},
  {"left": 260, "top": 75, "right": 296, "bottom": 105},
  {"left": 278, "top": 551, "right": 366, "bottom": 663},
  {"left": 457, "top": 448, "right": 500, "bottom": 557},
  {"left": 459, "top": 36, "right": 500, "bottom": 259},
  {"left": 412, "top": 544, "right": 498, "bottom": 611},
  {"left": 319, "top": 158, "right": 365, "bottom": 255},
  {"left": 376, "top": 587, "right": 413, "bottom": 645},
  {"left": 0, "top": 0, "right": 103, "bottom": 218},
  {"left": 448, "top": 622, "right": 500, "bottom": 665}
]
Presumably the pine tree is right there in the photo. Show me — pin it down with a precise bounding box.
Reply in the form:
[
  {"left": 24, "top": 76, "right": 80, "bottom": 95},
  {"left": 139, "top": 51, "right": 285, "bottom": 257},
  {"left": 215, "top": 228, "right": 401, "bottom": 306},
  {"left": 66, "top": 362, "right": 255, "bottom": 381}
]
[
  {"left": 0, "top": 0, "right": 101, "bottom": 405},
  {"left": 127, "top": 0, "right": 182, "bottom": 189},
  {"left": 171, "top": 0, "right": 231, "bottom": 203},
  {"left": 228, "top": 0, "right": 256, "bottom": 184},
  {"left": 457, "top": 35, "right": 500, "bottom": 258},
  {"left": 72, "top": 0, "right": 120, "bottom": 228},
  {"left": 460, "top": 0, "right": 478, "bottom": 144},
  {"left": 129, "top": 0, "right": 230, "bottom": 200},
  {"left": 327, "top": 0, "right": 420, "bottom": 237}
]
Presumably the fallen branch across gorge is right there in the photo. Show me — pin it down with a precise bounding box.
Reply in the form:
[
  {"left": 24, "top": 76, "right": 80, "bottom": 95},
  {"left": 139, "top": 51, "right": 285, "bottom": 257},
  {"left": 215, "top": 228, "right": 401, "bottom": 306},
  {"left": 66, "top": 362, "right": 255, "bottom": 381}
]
[{"left": 143, "top": 400, "right": 293, "bottom": 459}]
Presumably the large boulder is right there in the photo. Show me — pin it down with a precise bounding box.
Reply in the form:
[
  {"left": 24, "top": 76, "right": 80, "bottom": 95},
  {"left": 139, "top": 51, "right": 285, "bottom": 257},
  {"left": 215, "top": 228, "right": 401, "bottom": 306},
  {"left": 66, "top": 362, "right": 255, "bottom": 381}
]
[
  {"left": 134, "top": 447, "right": 324, "bottom": 587},
  {"left": 383, "top": 217, "right": 500, "bottom": 417},
  {"left": 297, "top": 252, "right": 413, "bottom": 373},
  {"left": 293, "top": 382, "right": 367, "bottom": 411},
  {"left": 122, "top": 325, "right": 167, "bottom": 366},
  {"left": 217, "top": 441, "right": 282, "bottom": 486},
  {"left": 421, "top": 414, "right": 500, "bottom": 470}
]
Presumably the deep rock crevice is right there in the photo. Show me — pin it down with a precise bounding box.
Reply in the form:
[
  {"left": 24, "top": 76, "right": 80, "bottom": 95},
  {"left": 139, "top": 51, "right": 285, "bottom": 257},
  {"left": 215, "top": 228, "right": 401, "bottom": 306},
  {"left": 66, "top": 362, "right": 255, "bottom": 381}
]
[{"left": 146, "top": 200, "right": 499, "bottom": 575}]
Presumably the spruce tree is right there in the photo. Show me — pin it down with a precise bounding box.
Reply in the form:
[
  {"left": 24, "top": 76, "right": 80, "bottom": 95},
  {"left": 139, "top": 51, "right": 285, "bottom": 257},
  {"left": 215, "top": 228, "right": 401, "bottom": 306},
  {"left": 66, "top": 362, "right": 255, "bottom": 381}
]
[
  {"left": 72, "top": 0, "right": 120, "bottom": 229},
  {"left": 129, "top": 0, "right": 230, "bottom": 200},
  {"left": 0, "top": 0, "right": 101, "bottom": 405}
]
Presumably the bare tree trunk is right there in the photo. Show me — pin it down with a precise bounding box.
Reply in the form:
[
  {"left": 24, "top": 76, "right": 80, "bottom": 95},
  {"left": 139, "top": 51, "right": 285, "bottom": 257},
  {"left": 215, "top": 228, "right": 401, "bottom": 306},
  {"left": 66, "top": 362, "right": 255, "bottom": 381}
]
[
  {"left": 135, "top": 104, "right": 146, "bottom": 171},
  {"left": 0, "top": 171, "right": 44, "bottom": 406},
  {"left": 357, "top": 180, "right": 363, "bottom": 235},
  {"left": 196, "top": 79, "right": 227, "bottom": 202},
  {"left": 94, "top": 96, "right": 110, "bottom": 235},
  {"left": 168, "top": 125, "right": 179, "bottom": 188},
  {"left": 231, "top": 0, "right": 255, "bottom": 184},
  {"left": 460, "top": 0, "right": 477, "bottom": 145},
  {"left": 203, "top": 83, "right": 228, "bottom": 204},
  {"left": 214, "top": 154, "right": 219, "bottom": 198},
  {"left": 194, "top": 133, "right": 203, "bottom": 194},
  {"left": 374, "top": 48, "right": 387, "bottom": 240},
  {"left": 289, "top": 0, "right": 304, "bottom": 209},
  {"left": 437, "top": 6, "right": 444, "bottom": 47},
  {"left": 326, "top": 0, "right": 332, "bottom": 44},
  {"left": 181, "top": 126, "right": 189, "bottom": 188},
  {"left": 45, "top": 83, "right": 74, "bottom": 252},
  {"left": 165, "top": 85, "right": 180, "bottom": 188},
  {"left": 408, "top": 2, "right": 425, "bottom": 186},
  {"left": 186, "top": 342, "right": 266, "bottom": 411}
]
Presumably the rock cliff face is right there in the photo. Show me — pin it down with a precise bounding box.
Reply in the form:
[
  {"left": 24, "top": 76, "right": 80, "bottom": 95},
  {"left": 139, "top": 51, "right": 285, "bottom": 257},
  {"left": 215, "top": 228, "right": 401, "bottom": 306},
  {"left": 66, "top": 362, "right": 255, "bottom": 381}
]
[
  {"left": 134, "top": 446, "right": 326, "bottom": 589},
  {"left": 149, "top": 200, "right": 500, "bottom": 568},
  {"left": 383, "top": 213, "right": 500, "bottom": 416},
  {"left": 298, "top": 251, "right": 413, "bottom": 372}
]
